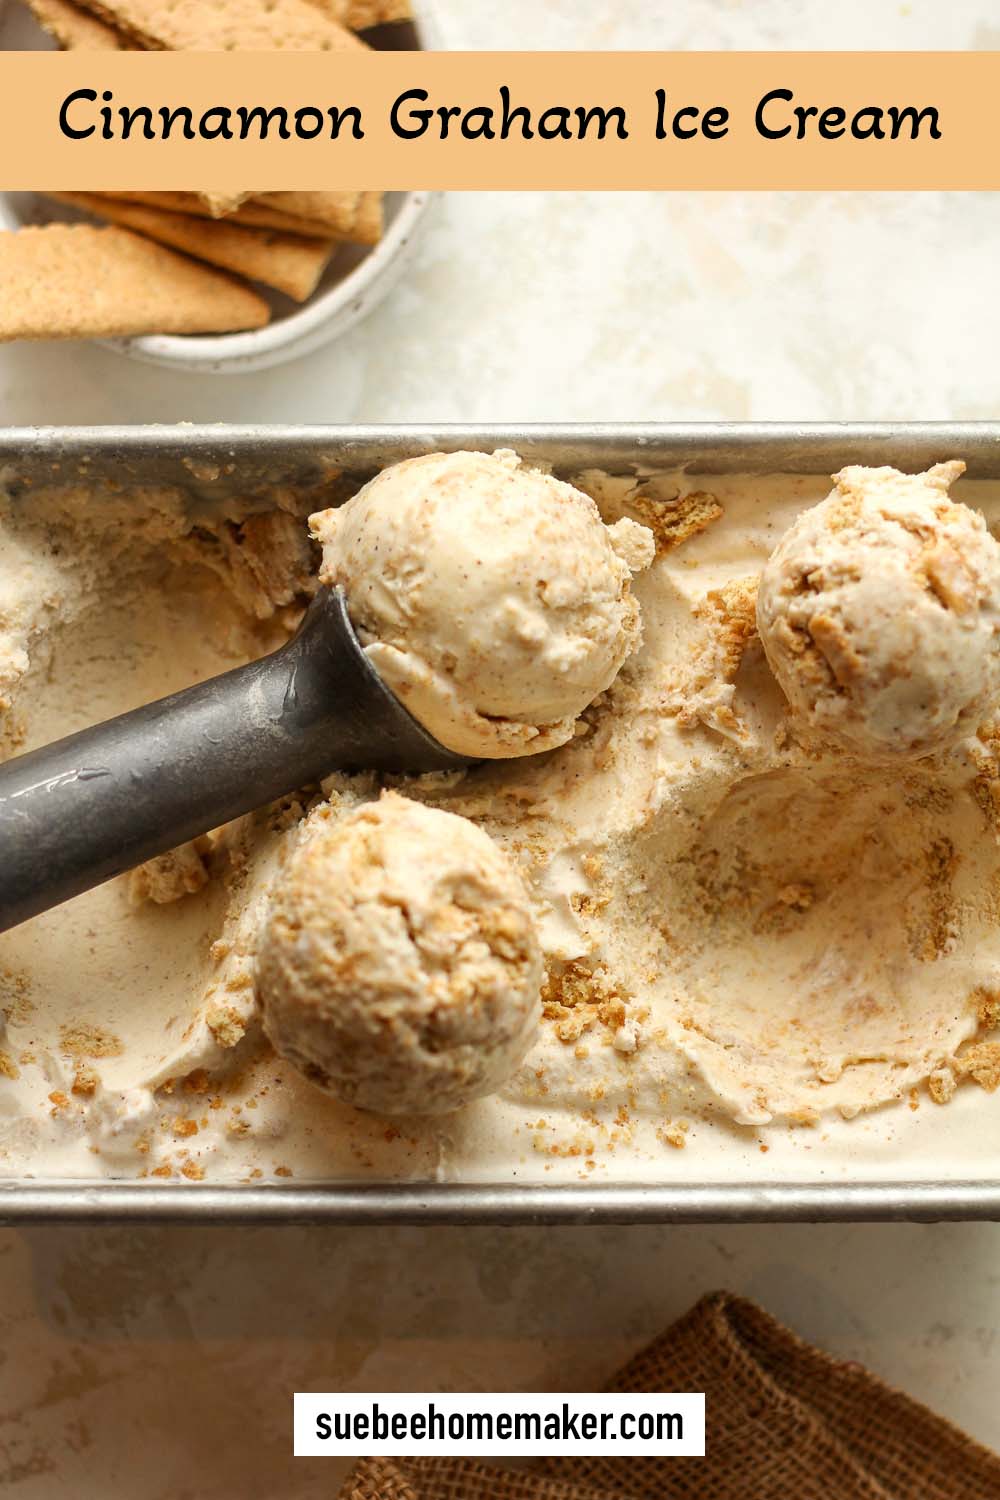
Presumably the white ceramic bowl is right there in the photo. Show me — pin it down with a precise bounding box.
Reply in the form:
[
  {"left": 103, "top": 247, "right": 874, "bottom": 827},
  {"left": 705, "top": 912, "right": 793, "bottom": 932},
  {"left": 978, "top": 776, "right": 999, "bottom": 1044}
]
[{"left": 0, "top": 3, "right": 438, "bottom": 374}]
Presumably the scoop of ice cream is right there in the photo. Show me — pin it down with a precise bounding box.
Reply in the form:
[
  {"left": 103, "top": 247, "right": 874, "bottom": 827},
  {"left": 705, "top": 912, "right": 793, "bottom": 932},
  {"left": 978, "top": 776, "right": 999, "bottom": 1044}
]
[
  {"left": 757, "top": 461, "right": 1000, "bottom": 758},
  {"left": 255, "top": 792, "right": 542, "bottom": 1115},
  {"left": 310, "top": 449, "right": 655, "bottom": 758}
]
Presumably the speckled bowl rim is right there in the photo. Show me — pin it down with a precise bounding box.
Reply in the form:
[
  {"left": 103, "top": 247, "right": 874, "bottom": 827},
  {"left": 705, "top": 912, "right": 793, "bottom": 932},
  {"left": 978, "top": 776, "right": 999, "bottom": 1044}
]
[{"left": 103, "top": 186, "right": 436, "bottom": 374}]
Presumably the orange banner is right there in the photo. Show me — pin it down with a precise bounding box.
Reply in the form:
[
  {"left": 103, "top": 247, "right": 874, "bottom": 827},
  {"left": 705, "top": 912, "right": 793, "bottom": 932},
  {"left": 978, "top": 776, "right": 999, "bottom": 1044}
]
[{"left": 0, "top": 51, "right": 996, "bottom": 191}]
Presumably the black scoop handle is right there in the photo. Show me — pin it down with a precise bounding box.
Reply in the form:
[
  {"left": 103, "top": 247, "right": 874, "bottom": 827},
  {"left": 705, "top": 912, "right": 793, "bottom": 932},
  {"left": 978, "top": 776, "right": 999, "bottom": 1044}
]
[{"left": 0, "top": 589, "right": 466, "bottom": 934}]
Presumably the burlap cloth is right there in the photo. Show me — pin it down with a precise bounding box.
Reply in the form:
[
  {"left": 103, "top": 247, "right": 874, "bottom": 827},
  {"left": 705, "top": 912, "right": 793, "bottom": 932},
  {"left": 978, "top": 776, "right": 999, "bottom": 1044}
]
[{"left": 339, "top": 1291, "right": 1000, "bottom": 1500}]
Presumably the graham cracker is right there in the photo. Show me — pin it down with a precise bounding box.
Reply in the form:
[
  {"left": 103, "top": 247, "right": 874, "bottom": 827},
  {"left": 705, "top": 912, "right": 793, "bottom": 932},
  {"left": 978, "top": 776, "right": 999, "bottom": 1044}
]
[
  {"left": 251, "top": 191, "right": 383, "bottom": 244},
  {"left": 201, "top": 192, "right": 252, "bottom": 217},
  {"left": 72, "top": 0, "right": 367, "bottom": 50},
  {"left": 305, "top": 0, "right": 412, "bottom": 28},
  {"left": 24, "top": 0, "right": 127, "bottom": 49},
  {"left": 98, "top": 192, "right": 365, "bottom": 241},
  {"left": 50, "top": 192, "right": 335, "bottom": 302},
  {"left": 0, "top": 226, "right": 271, "bottom": 340}
]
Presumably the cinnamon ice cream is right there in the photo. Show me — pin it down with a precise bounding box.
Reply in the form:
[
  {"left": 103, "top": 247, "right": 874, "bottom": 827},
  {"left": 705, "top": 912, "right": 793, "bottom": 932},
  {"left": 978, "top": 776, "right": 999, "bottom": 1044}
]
[
  {"left": 2, "top": 450, "right": 1000, "bottom": 1188},
  {"left": 256, "top": 792, "right": 542, "bottom": 1115},
  {"left": 757, "top": 462, "right": 1000, "bottom": 758},
  {"left": 310, "top": 448, "right": 655, "bottom": 758}
]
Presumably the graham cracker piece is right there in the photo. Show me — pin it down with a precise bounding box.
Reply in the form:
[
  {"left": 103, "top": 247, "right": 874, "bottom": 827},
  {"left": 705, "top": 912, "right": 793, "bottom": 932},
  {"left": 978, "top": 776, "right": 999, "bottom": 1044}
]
[
  {"left": 974, "top": 984, "right": 1000, "bottom": 1030},
  {"left": 668, "top": 575, "right": 760, "bottom": 736},
  {"left": 126, "top": 839, "right": 212, "bottom": 906},
  {"left": 0, "top": 226, "right": 271, "bottom": 341},
  {"left": 578, "top": 474, "right": 724, "bottom": 556},
  {"left": 72, "top": 0, "right": 367, "bottom": 50},
  {"left": 71, "top": 1065, "right": 100, "bottom": 1096},
  {"left": 98, "top": 192, "right": 353, "bottom": 241},
  {"left": 51, "top": 193, "right": 335, "bottom": 302},
  {"left": 305, "top": 0, "right": 411, "bottom": 28},
  {"left": 955, "top": 1040, "right": 1000, "bottom": 1093},
  {"left": 696, "top": 577, "right": 759, "bottom": 682},
  {"left": 252, "top": 191, "right": 383, "bottom": 244},
  {"left": 201, "top": 192, "right": 252, "bottom": 217},
  {"left": 928, "top": 1067, "right": 957, "bottom": 1105},
  {"left": 206, "top": 1004, "right": 247, "bottom": 1049},
  {"left": 541, "top": 960, "right": 633, "bottom": 1046},
  {"left": 59, "top": 1021, "right": 124, "bottom": 1058},
  {"left": 629, "top": 488, "right": 724, "bottom": 555},
  {"left": 24, "top": 0, "right": 127, "bottom": 48}
]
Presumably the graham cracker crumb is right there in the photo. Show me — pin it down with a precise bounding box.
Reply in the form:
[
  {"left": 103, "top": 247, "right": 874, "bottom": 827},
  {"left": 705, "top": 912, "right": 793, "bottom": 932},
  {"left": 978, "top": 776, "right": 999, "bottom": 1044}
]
[
  {"left": 955, "top": 1041, "right": 1000, "bottom": 1093},
  {"left": 0, "top": 1050, "right": 21, "bottom": 1081},
  {"left": 973, "top": 985, "right": 1000, "bottom": 1032},
  {"left": 657, "top": 1119, "right": 690, "bottom": 1149},
  {"left": 128, "top": 839, "right": 211, "bottom": 906},
  {"left": 541, "top": 960, "right": 633, "bottom": 1044},
  {"left": 754, "top": 882, "right": 815, "bottom": 936},
  {"left": 1, "top": 969, "right": 34, "bottom": 1025},
  {"left": 180, "top": 1160, "right": 205, "bottom": 1181},
  {"left": 59, "top": 1022, "right": 124, "bottom": 1059},
  {"left": 206, "top": 1005, "right": 247, "bottom": 1049},
  {"left": 71, "top": 1065, "right": 99, "bottom": 1097},
  {"left": 928, "top": 1067, "right": 957, "bottom": 1105}
]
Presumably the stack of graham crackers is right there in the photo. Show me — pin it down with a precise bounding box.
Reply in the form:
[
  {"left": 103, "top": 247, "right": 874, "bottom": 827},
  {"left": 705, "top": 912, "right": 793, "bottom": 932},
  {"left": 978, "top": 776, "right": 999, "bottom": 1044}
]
[{"left": 0, "top": 0, "right": 411, "bottom": 342}]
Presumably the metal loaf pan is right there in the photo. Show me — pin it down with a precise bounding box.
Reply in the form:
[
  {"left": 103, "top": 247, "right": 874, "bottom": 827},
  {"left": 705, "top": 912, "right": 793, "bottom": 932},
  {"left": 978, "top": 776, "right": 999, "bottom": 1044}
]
[{"left": 2, "top": 421, "right": 999, "bottom": 1225}]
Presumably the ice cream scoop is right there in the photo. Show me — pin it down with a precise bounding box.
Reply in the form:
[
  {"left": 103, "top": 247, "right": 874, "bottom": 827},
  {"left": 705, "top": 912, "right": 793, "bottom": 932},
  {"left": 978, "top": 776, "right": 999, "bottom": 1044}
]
[
  {"left": 311, "top": 448, "right": 655, "bottom": 758},
  {"left": 0, "top": 588, "right": 468, "bottom": 934},
  {"left": 256, "top": 791, "right": 543, "bottom": 1115},
  {"left": 757, "top": 461, "right": 1000, "bottom": 758},
  {"left": 0, "top": 452, "right": 653, "bottom": 935}
]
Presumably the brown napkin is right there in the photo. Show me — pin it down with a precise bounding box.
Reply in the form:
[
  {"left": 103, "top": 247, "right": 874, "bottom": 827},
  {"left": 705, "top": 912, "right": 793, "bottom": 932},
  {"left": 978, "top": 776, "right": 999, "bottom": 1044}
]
[{"left": 340, "top": 1292, "right": 1000, "bottom": 1500}]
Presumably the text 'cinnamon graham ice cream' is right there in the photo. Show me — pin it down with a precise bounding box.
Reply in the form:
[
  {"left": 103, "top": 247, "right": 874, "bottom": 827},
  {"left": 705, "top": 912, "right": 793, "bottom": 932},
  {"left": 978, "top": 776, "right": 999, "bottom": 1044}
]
[
  {"left": 256, "top": 793, "right": 542, "bottom": 1116},
  {"left": 310, "top": 448, "right": 655, "bottom": 758},
  {"left": 757, "top": 461, "right": 1000, "bottom": 759}
]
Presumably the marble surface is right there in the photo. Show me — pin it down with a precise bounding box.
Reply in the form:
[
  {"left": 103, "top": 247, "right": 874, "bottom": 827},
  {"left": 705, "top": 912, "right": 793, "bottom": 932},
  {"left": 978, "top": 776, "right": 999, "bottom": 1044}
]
[
  {"left": 2, "top": 0, "right": 1000, "bottom": 1495},
  {"left": 1, "top": 1221, "right": 999, "bottom": 1498}
]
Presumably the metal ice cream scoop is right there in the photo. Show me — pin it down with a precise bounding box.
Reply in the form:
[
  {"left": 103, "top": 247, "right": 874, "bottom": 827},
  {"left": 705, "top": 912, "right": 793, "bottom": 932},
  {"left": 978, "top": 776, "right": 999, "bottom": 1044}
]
[{"left": 0, "top": 588, "right": 470, "bottom": 934}]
